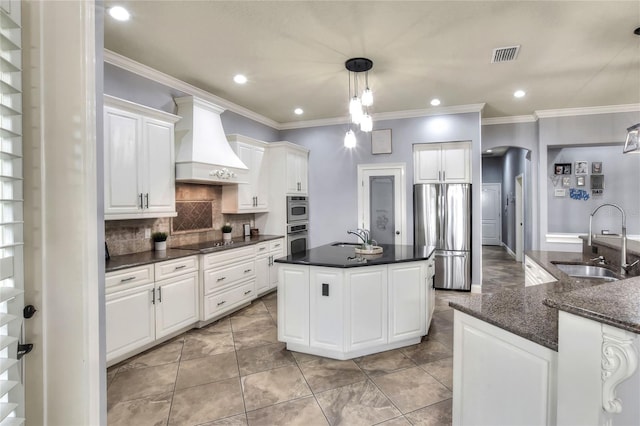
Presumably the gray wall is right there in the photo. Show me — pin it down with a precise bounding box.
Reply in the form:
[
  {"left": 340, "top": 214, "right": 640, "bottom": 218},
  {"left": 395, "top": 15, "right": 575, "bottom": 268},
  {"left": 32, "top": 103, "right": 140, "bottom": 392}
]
[
  {"left": 502, "top": 148, "right": 529, "bottom": 251},
  {"left": 282, "top": 112, "right": 483, "bottom": 287},
  {"left": 482, "top": 156, "right": 502, "bottom": 183}
]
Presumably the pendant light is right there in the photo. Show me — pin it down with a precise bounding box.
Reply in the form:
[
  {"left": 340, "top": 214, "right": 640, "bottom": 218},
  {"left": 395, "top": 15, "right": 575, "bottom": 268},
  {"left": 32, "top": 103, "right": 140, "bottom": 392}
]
[{"left": 343, "top": 57, "right": 374, "bottom": 148}]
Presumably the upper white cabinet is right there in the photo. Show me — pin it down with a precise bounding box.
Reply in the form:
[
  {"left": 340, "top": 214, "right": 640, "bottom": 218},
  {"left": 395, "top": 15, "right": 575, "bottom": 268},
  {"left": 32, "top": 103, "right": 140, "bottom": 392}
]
[
  {"left": 285, "top": 148, "right": 309, "bottom": 195},
  {"left": 104, "top": 95, "right": 180, "bottom": 220},
  {"left": 413, "top": 141, "right": 471, "bottom": 183},
  {"left": 222, "top": 134, "right": 269, "bottom": 213}
]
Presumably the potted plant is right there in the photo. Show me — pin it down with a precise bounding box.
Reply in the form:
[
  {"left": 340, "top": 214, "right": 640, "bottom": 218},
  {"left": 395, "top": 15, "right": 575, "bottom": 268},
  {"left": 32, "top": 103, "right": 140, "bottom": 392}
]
[
  {"left": 152, "top": 231, "right": 168, "bottom": 251},
  {"left": 222, "top": 224, "right": 233, "bottom": 241}
]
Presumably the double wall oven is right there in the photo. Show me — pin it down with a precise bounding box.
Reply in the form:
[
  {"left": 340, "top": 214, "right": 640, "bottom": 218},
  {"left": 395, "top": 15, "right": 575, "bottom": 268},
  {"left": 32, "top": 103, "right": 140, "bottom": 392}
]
[{"left": 286, "top": 196, "right": 308, "bottom": 255}]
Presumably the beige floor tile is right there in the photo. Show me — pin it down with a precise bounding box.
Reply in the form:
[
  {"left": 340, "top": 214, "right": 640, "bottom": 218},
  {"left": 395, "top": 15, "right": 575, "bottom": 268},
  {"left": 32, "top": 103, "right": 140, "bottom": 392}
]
[
  {"left": 291, "top": 350, "right": 325, "bottom": 364},
  {"left": 315, "top": 379, "right": 401, "bottom": 425},
  {"left": 106, "top": 368, "right": 118, "bottom": 389},
  {"left": 233, "top": 301, "right": 269, "bottom": 318},
  {"left": 231, "top": 313, "right": 274, "bottom": 333},
  {"left": 107, "top": 392, "right": 172, "bottom": 426},
  {"left": 118, "top": 337, "right": 184, "bottom": 371},
  {"left": 241, "top": 365, "right": 311, "bottom": 412},
  {"left": 107, "top": 362, "right": 178, "bottom": 407},
  {"left": 169, "top": 378, "right": 245, "bottom": 426},
  {"left": 246, "top": 395, "right": 328, "bottom": 426},
  {"left": 420, "top": 357, "right": 453, "bottom": 390},
  {"left": 232, "top": 323, "right": 279, "bottom": 351},
  {"left": 176, "top": 351, "right": 239, "bottom": 390},
  {"left": 401, "top": 339, "right": 452, "bottom": 365},
  {"left": 353, "top": 349, "right": 416, "bottom": 377},
  {"left": 377, "top": 416, "right": 412, "bottom": 425},
  {"left": 199, "top": 413, "right": 248, "bottom": 425},
  {"left": 371, "top": 367, "right": 451, "bottom": 414},
  {"left": 299, "top": 358, "right": 367, "bottom": 393},
  {"left": 404, "top": 399, "right": 452, "bottom": 425},
  {"left": 182, "top": 328, "right": 236, "bottom": 360},
  {"left": 236, "top": 342, "right": 295, "bottom": 376}
]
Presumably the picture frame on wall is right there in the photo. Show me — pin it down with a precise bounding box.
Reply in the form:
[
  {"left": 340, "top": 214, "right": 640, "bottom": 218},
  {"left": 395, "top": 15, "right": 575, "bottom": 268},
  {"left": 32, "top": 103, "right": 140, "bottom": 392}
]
[
  {"left": 562, "top": 176, "right": 571, "bottom": 187},
  {"left": 575, "top": 160, "right": 588, "bottom": 175},
  {"left": 555, "top": 163, "right": 571, "bottom": 175},
  {"left": 592, "top": 162, "right": 602, "bottom": 174},
  {"left": 576, "top": 176, "right": 586, "bottom": 186},
  {"left": 371, "top": 129, "right": 392, "bottom": 154}
]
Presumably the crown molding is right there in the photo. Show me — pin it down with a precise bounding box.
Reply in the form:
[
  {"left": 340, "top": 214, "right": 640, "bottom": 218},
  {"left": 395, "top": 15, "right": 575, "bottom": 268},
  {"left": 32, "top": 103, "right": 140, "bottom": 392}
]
[
  {"left": 482, "top": 115, "right": 537, "bottom": 125},
  {"left": 535, "top": 104, "right": 640, "bottom": 119},
  {"left": 103, "top": 49, "right": 280, "bottom": 129},
  {"left": 279, "top": 103, "right": 486, "bottom": 130}
]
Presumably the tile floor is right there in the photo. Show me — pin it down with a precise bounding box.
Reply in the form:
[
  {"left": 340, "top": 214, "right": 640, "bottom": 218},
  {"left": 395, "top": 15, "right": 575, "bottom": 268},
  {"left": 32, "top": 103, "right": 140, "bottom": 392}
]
[{"left": 107, "top": 246, "right": 524, "bottom": 425}]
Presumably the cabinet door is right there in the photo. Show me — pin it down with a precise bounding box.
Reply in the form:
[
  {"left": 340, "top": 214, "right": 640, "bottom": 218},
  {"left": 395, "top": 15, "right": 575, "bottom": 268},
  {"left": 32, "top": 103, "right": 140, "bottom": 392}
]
[
  {"left": 143, "top": 118, "right": 176, "bottom": 214},
  {"left": 427, "top": 259, "right": 436, "bottom": 330},
  {"left": 285, "top": 150, "right": 301, "bottom": 194},
  {"left": 310, "top": 268, "right": 344, "bottom": 351},
  {"left": 345, "top": 266, "right": 387, "bottom": 351},
  {"left": 104, "top": 107, "right": 142, "bottom": 216},
  {"left": 414, "top": 145, "right": 442, "bottom": 183},
  {"left": 106, "top": 283, "right": 155, "bottom": 362},
  {"left": 388, "top": 262, "right": 425, "bottom": 343},
  {"left": 155, "top": 272, "right": 199, "bottom": 339},
  {"left": 236, "top": 143, "right": 257, "bottom": 210},
  {"left": 297, "top": 151, "right": 308, "bottom": 195},
  {"left": 441, "top": 142, "right": 470, "bottom": 183},
  {"left": 255, "top": 255, "right": 270, "bottom": 294},
  {"left": 277, "top": 265, "right": 309, "bottom": 346},
  {"left": 253, "top": 146, "right": 269, "bottom": 208},
  {"left": 269, "top": 240, "right": 285, "bottom": 289}
]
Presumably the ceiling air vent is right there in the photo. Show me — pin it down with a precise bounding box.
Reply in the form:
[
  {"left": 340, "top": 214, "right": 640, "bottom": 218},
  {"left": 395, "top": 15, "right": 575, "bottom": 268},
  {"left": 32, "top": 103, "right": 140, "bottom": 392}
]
[{"left": 491, "top": 45, "right": 520, "bottom": 63}]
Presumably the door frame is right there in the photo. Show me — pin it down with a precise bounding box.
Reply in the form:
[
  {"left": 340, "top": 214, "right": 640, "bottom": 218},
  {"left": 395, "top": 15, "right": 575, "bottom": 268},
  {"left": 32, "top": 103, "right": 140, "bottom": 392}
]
[
  {"left": 515, "top": 174, "right": 524, "bottom": 262},
  {"left": 357, "top": 163, "right": 407, "bottom": 245},
  {"left": 481, "top": 183, "right": 502, "bottom": 246}
]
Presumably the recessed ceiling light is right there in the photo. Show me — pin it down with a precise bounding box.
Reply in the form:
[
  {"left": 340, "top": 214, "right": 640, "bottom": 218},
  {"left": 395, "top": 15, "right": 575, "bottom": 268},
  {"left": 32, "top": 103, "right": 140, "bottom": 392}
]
[
  {"left": 486, "top": 149, "right": 493, "bottom": 153},
  {"left": 514, "top": 90, "right": 526, "bottom": 98},
  {"left": 233, "top": 74, "right": 247, "bottom": 84},
  {"left": 109, "top": 6, "right": 130, "bottom": 21},
  {"left": 294, "top": 108, "right": 304, "bottom": 115},
  {"left": 430, "top": 98, "right": 441, "bottom": 106}
]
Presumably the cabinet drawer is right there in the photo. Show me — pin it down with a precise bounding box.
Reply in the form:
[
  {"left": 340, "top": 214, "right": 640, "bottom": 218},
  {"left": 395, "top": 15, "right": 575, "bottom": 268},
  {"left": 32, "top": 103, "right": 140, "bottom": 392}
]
[
  {"left": 255, "top": 243, "right": 269, "bottom": 256},
  {"left": 155, "top": 256, "right": 198, "bottom": 281},
  {"left": 202, "top": 246, "right": 255, "bottom": 269},
  {"left": 269, "top": 239, "right": 285, "bottom": 252},
  {"left": 203, "top": 260, "right": 255, "bottom": 294},
  {"left": 203, "top": 280, "right": 255, "bottom": 319},
  {"left": 106, "top": 264, "right": 154, "bottom": 293}
]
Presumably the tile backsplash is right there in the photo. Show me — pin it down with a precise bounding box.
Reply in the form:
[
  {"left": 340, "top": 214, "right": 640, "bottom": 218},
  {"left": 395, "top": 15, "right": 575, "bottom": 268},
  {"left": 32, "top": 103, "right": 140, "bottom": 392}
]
[{"left": 105, "top": 183, "right": 254, "bottom": 256}]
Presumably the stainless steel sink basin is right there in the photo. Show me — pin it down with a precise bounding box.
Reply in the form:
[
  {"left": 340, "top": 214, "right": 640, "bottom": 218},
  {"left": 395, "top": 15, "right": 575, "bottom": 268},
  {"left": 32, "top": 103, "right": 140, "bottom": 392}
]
[
  {"left": 552, "top": 263, "right": 619, "bottom": 281},
  {"left": 331, "top": 242, "right": 362, "bottom": 248}
]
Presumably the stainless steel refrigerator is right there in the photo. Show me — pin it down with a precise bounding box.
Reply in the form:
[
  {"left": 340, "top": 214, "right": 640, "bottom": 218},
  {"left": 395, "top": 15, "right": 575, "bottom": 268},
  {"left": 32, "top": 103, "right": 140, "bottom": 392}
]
[{"left": 414, "top": 183, "right": 471, "bottom": 291}]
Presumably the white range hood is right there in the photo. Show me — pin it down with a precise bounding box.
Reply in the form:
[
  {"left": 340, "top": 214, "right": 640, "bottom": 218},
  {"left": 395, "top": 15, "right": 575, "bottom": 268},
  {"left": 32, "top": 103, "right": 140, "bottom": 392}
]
[{"left": 174, "top": 96, "right": 248, "bottom": 184}]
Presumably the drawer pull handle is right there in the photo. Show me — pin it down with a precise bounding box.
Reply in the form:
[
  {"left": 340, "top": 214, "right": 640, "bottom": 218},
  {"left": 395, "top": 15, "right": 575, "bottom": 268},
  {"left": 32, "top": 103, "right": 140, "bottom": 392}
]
[
  {"left": 274, "top": 244, "right": 280, "bottom": 248},
  {"left": 244, "top": 290, "right": 252, "bottom": 295},
  {"left": 174, "top": 265, "right": 187, "bottom": 270},
  {"left": 259, "top": 247, "right": 266, "bottom": 251},
  {"left": 244, "top": 269, "right": 252, "bottom": 273},
  {"left": 120, "top": 276, "right": 136, "bottom": 283},
  {"left": 525, "top": 264, "right": 532, "bottom": 269},
  {"left": 217, "top": 300, "right": 226, "bottom": 306},
  {"left": 217, "top": 277, "right": 226, "bottom": 282}
]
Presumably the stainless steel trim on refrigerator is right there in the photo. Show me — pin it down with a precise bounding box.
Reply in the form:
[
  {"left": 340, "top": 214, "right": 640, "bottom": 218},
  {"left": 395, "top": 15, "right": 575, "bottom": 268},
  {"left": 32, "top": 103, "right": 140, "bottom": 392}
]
[{"left": 414, "top": 183, "right": 471, "bottom": 290}]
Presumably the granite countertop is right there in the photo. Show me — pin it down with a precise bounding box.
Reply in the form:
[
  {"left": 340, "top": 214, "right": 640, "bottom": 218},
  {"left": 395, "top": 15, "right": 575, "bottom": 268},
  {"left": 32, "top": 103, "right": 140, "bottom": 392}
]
[
  {"left": 449, "top": 250, "right": 624, "bottom": 351},
  {"left": 275, "top": 243, "right": 436, "bottom": 268},
  {"left": 578, "top": 234, "right": 640, "bottom": 257},
  {"left": 106, "top": 234, "right": 284, "bottom": 273}
]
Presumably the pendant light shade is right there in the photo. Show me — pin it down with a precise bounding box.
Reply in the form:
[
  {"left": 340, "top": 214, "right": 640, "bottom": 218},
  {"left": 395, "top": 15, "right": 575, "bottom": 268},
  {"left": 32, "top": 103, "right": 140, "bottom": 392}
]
[
  {"left": 623, "top": 123, "right": 640, "bottom": 154},
  {"left": 345, "top": 57, "right": 374, "bottom": 138},
  {"left": 360, "top": 113, "right": 373, "bottom": 132},
  {"left": 344, "top": 129, "right": 356, "bottom": 148},
  {"left": 361, "top": 87, "right": 373, "bottom": 107}
]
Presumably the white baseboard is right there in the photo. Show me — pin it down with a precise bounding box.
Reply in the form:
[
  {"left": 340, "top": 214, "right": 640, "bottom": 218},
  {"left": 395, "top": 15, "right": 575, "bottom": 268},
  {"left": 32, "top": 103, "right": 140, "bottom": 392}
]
[{"left": 501, "top": 243, "right": 516, "bottom": 259}]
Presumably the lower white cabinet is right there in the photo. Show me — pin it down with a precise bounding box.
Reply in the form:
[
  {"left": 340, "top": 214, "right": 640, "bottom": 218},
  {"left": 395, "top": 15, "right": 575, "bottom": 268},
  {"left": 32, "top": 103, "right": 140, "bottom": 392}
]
[
  {"left": 106, "top": 256, "right": 199, "bottom": 365},
  {"left": 255, "top": 238, "right": 285, "bottom": 295},
  {"left": 453, "top": 310, "right": 558, "bottom": 425},
  {"left": 278, "top": 259, "right": 433, "bottom": 360}
]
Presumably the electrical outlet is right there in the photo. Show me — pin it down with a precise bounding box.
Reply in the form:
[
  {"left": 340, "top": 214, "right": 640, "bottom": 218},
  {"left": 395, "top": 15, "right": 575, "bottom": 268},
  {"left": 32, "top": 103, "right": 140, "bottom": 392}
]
[{"left": 144, "top": 228, "right": 151, "bottom": 239}]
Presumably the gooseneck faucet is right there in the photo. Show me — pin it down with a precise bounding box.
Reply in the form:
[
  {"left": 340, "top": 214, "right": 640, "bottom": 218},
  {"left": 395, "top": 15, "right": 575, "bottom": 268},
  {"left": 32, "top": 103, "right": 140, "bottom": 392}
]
[
  {"left": 588, "top": 203, "right": 638, "bottom": 274},
  {"left": 347, "top": 229, "right": 370, "bottom": 247}
]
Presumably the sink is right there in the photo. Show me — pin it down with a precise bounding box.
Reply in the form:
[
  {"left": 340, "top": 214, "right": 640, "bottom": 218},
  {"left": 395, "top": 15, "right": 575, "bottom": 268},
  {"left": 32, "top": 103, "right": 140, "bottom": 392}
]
[
  {"left": 331, "top": 242, "right": 363, "bottom": 248},
  {"left": 552, "top": 263, "right": 619, "bottom": 281}
]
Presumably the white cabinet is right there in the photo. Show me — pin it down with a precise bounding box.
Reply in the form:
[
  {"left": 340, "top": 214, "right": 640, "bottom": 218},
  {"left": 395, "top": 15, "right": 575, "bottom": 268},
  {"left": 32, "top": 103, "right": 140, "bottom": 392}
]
[
  {"left": 524, "top": 255, "right": 557, "bottom": 287},
  {"left": 106, "top": 256, "right": 199, "bottom": 365},
  {"left": 285, "top": 149, "right": 308, "bottom": 195},
  {"left": 104, "top": 95, "right": 180, "bottom": 220},
  {"left": 278, "top": 265, "right": 310, "bottom": 346},
  {"left": 413, "top": 141, "right": 471, "bottom": 183},
  {"left": 201, "top": 246, "right": 256, "bottom": 321},
  {"left": 388, "top": 262, "right": 426, "bottom": 343},
  {"left": 255, "top": 238, "right": 285, "bottom": 295},
  {"left": 345, "top": 266, "right": 388, "bottom": 352},
  {"left": 453, "top": 310, "right": 558, "bottom": 425},
  {"left": 222, "top": 135, "right": 269, "bottom": 213},
  {"left": 310, "top": 268, "right": 344, "bottom": 351},
  {"left": 426, "top": 257, "right": 436, "bottom": 330}
]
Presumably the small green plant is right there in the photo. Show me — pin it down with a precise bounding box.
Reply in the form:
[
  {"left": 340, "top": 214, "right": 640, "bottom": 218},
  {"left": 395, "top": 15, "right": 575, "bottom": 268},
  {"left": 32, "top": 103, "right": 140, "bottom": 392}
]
[
  {"left": 152, "top": 231, "right": 168, "bottom": 242},
  {"left": 221, "top": 225, "right": 232, "bottom": 233}
]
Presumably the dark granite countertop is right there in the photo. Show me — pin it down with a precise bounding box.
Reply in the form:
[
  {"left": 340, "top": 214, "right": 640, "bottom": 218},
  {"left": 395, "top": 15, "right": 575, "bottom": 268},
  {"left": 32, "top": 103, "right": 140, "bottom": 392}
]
[
  {"left": 275, "top": 243, "right": 436, "bottom": 268},
  {"left": 106, "top": 234, "right": 284, "bottom": 273},
  {"left": 449, "top": 250, "right": 622, "bottom": 351},
  {"left": 578, "top": 234, "right": 640, "bottom": 257}
]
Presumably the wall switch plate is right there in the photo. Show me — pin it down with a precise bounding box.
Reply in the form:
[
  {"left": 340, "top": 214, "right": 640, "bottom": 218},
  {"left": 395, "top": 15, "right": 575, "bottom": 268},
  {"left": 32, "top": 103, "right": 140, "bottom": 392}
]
[{"left": 144, "top": 228, "right": 151, "bottom": 239}]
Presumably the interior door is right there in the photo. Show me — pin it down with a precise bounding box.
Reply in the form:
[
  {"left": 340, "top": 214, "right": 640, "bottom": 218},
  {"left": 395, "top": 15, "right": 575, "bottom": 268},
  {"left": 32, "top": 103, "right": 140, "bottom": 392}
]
[
  {"left": 357, "top": 164, "right": 406, "bottom": 245},
  {"left": 482, "top": 183, "right": 502, "bottom": 246}
]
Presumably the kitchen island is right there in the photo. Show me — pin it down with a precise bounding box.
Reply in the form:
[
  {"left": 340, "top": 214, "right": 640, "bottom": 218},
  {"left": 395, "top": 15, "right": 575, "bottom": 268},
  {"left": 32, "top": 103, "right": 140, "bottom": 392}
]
[
  {"left": 275, "top": 243, "right": 436, "bottom": 360},
  {"left": 449, "top": 250, "right": 640, "bottom": 426}
]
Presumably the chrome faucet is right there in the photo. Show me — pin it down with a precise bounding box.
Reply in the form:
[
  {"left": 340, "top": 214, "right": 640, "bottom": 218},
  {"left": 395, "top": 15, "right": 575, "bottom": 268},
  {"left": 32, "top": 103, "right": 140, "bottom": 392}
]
[
  {"left": 347, "top": 228, "right": 370, "bottom": 247},
  {"left": 588, "top": 203, "right": 638, "bottom": 274}
]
